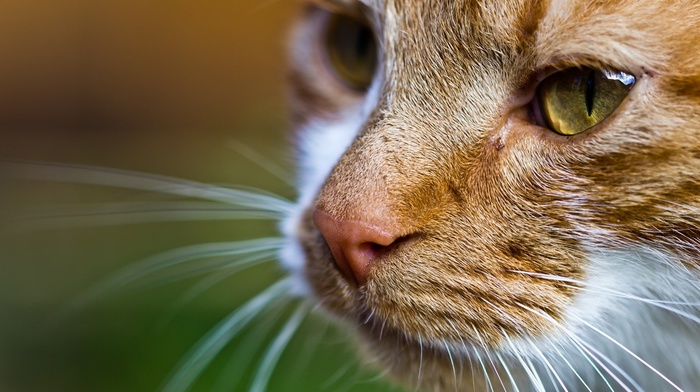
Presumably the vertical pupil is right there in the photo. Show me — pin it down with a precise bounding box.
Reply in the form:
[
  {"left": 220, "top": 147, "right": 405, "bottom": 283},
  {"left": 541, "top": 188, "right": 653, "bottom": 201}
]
[
  {"left": 355, "top": 27, "right": 370, "bottom": 60},
  {"left": 585, "top": 70, "right": 596, "bottom": 116}
]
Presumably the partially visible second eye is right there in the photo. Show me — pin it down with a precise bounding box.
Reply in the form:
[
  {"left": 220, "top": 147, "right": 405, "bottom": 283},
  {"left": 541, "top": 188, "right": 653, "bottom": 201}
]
[
  {"left": 324, "top": 13, "right": 378, "bottom": 90},
  {"left": 537, "top": 67, "right": 636, "bottom": 136}
]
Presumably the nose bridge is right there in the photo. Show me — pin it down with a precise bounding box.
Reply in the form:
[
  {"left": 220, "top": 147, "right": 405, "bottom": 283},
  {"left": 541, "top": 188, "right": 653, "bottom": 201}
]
[{"left": 314, "top": 106, "right": 449, "bottom": 230}]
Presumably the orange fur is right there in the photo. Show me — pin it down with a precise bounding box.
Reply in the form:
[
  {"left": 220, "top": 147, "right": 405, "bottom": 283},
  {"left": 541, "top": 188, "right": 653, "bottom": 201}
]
[{"left": 287, "top": 0, "right": 700, "bottom": 390}]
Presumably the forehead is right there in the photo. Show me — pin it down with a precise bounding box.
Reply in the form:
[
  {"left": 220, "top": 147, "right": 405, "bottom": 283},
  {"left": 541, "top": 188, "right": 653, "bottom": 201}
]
[
  {"left": 316, "top": 0, "right": 547, "bottom": 22},
  {"left": 308, "top": 0, "right": 697, "bottom": 91}
]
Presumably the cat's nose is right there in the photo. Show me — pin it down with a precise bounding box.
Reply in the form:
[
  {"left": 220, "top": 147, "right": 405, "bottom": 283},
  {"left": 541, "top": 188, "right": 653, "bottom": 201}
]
[{"left": 313, "top": 209, "right": 400, "bottom": 286}]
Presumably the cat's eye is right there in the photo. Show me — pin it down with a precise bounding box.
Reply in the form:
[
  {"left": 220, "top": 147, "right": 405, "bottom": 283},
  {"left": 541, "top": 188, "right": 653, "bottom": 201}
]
[
  {"left": 537, "top": 68, "right": 635, "bottom": 136},
  {"left": 324, "top": 14, "right": 378, "bottom": 90}
]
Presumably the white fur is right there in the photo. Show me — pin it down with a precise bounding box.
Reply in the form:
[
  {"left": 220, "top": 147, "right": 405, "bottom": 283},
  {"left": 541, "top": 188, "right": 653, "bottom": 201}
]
[
  {"left": 501, "top": 247, "right": 700, "bottom": 391},
  {"left": 278, "top": 78, "right": 383, "bottom": 296}
]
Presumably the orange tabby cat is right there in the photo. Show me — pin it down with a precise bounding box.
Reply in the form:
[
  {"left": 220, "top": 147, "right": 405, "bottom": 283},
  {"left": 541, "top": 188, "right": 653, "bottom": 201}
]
[{"left": 279, "top": 0, "right": 700, "bottom": 390}]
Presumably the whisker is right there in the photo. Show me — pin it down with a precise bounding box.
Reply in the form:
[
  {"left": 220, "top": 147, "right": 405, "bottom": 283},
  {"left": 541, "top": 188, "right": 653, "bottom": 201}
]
[
  {"left": 512, "top": 270, "right": 700, "bottom": 306},
  {"left": 510, "top": 270, "right": 700, "bottom": 324},
  {"left": 525, "top": 338, "right": 567, "bottom": 392},
  {"left": 210, "top": 306, "right": 288, "bottom": 392},
  {"left": 321, "top": 360, "right": 355, "bottom": 390},
  {"left": 471, "top": 327, "right": 496, "bottom": 392},
  {"left": 135, "top": 249, "right": 278, "bottom": 290},
  {"left": 64, "top": 237, "right": 285, "bottom": 312},
  {"left": 11, "top": 201, "right": 286, "bottom": 230},
  {"left": 477, "top": 349, "right": 496, "bottom": 392},
  {"left": 483, "top": 348, "right": 507, "bottom": 392},
  {"left": 570, "top": 314, "right": 683, "bottom": 392},
  {"left": 524, "top": 356, "right": 547, "bottom": 392},
  {"left": 482, "top": 298, "right": 527, "bottom": 333},
  {"left": 565, "top": 333, "right": 616, "bottom": 392},
  {"left": 0, "top": 160, "right": 294, "bottom": 213},
  {"left": 494, "top": 351, "right": 520, "bottom": 392},
  {"left": 288, "top": 318, "right": 331, "bottom": 384},
  {"left": 515, "top": 302, "right": 641, "bottom": 392},
  {"left": 466, "top": 344, "right": 477, "bottom": 392},
  {"left": 228, "top": 139, "right": 295, "bottom": 187},
  {"left": 249, "top": 302, "right": 310, "bottom": 392},
  {"left": 442, "top": 338, "right": 457, "bottom": 390},
  {"left": 547, "top": 339, "right": 594, "bottom": 392},
  {"left": 501, "top": 330, "right": 545, "bottom": 392},
  {"left": 572, "top": 337, "right": 640, "bottom": 392},
  {"left": 160, "top": 278, "right": 292, "bottom": 392},
  {"left": 416, "top": 333, "right": 424, "bottom": 387}
]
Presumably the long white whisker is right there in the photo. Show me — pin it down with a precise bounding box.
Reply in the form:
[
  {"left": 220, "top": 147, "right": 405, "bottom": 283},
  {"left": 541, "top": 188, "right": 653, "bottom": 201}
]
[
  {"left": 511, "top": 270, "right": 700, "bottom": 307},
  {"left": 547, "top": 339, "right": 594, "bottom": 392},
  {"left": 249, "top": 302, "right": 309, "bottom": 392},
  {"left": 565, "top": 333, "right": 617, "bottom": 392},
  {"left": 65, "top": 238, "right": 285, "bottom": 312},
  {"left": 136, "top": 249, "right": 278, "bottom": 290},
  {"left": 501, "top": 330, "right": 545, "bottom": 392},
  {"left": 210, "top": 307, "right": 289, "bottom": 392},
  {"left": 0, "top": 160, "right": 294, "bottom": 213},
  {"left": 572, "top": 337, "right": 640, "bottom": 392},
  {"left": 482, "top": 298, "right": 527, "bottom": 333},
  {"left": 442, "top": 338, "right": 457, "bottom": 390},
  {"left": 228, "top": 139, "right": 295, "bottom": 187},
  {"left": 481, "top": 345, "right": 507, "bottom": 392},
  {"left": 160, "top": 278, "right": 291, "bottom": 392},
  {"left": 289, "top": 317, "right": 330, "bottom": 380},
  {"left": 511, "top": 270, "right": 700, "bottom": 324},
  {"left": 466, "top": 345, "right": 477, "bottom": 392},
  {"left": 417, "top": 333, "right": 424, "bottom": 386},
  {"left": 12, "top": 201, "right": 286, "bottom": 230},
  {"left": 524, "top": 356, "right": 547, "bottom": 392},
  {"left": 320, "top": 359, "right": 354, "bottom": 390},
  {"left": 494, "top": 351, "right": 520, "bottom": 392},
  {"left": 570, "top": 314, "right": 683, "bottom": 392},
  {"left": 445, "top": 318, "right": 471, "bottom": 390},
  {"left": 474, "top": 349, "right": 495, "bottom": 392},
  {"left": 515, "top": 302, "right": 641, "bottom": 392},
  {"left": 471, "top": 327, "right": 496, "bottom": 392},
  {"left": 526, "top": 338, "right": 567, "bottom": 392}
]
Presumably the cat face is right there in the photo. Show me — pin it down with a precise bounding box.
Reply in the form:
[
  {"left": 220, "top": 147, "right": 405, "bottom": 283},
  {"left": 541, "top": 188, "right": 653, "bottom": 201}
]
[{"left": 281, "top": 0, "right": 700, "bottom": 390}]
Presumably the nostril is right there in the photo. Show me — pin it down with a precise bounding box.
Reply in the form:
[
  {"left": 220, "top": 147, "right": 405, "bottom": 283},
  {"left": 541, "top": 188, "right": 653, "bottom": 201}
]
[{"left": 313, "top": 209, "right": 401, "bottom": 286}]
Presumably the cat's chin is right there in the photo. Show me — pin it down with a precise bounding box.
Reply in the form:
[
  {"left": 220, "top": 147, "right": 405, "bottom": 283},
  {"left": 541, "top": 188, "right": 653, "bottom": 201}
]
[{"left": 354, "top": 319, "right": 527, "bottom": 392}]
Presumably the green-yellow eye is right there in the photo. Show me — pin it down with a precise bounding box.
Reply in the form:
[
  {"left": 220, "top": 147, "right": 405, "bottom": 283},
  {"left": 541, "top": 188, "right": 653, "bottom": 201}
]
[
  {"left": 324, "top": 14, "right": 377, "bottom": 90},
  {"left": 537, "top": 67, "right": 635, "bottom": 136}
]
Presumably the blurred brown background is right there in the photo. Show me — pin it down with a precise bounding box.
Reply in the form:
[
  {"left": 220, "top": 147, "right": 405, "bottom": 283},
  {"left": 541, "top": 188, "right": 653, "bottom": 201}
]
[{"left": 0, "top": 0, "right": 295, "bottom": 174}]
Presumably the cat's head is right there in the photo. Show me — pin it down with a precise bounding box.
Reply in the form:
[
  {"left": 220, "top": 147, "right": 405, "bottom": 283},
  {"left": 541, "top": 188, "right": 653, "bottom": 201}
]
[{"left": 281, "top": 0, "right": 700, "bottom": 390}]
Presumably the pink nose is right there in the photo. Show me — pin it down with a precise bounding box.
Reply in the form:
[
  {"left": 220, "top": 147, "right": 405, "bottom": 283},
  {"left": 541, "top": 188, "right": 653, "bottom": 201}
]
[{"left": 313, "top": 209, "right": 400, "bottom": 286}]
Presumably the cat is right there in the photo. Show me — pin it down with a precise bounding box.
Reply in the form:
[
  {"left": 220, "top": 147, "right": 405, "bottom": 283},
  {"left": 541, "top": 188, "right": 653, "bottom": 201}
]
[
  {"left": 278, "top": 0, "right": 700, "bottom": 391},
  {"left": 3, "top": 0, "right": 699, "bottom": 391}
]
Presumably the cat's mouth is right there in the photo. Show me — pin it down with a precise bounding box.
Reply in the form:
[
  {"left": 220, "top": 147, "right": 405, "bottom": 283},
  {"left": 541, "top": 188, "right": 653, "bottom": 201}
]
[{"left": 302, "top": 216, "right": 570, "bottom": 351}]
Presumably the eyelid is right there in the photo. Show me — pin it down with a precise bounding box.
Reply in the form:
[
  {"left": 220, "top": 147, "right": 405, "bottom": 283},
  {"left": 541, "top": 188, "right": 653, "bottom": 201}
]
[
  {"left": 306, "top": 0, "right": 365, "bottom": 19},
  {"left": 534, "top": 57, "right": 640, "bottom": 83}
]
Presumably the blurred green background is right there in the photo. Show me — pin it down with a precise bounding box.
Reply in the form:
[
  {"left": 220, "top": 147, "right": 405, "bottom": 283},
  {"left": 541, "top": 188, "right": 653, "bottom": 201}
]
[{"left": 0, "top": 1, "right": 404, "bottom": 391}]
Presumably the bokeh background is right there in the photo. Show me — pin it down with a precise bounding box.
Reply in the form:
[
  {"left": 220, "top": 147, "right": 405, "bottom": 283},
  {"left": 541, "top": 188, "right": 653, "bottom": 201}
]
[{"left": 0, "top": 1, "right": 403, "bottom": 391}]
